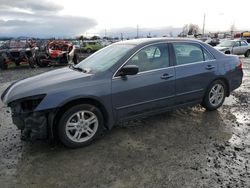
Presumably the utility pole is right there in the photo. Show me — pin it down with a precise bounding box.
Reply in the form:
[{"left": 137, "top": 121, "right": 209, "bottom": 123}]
[
  {"left": 104, "top": 29, "right": 107, "bottom": 38},
  {"left": 202, "top": 14, "right": 206, "bottom": 37},
  {"left": 120, "top": 33, "right": 123, "bottom": 41},
  {"left": 136, "top": 24, "right": 139, "bottom": 38}
]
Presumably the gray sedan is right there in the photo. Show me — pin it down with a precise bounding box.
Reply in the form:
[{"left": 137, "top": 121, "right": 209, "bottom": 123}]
[
  {"left": 215, "top": 39, "right": 250, "bottom": 57},
  {"left": 1, "top": 38, "right": 243, "bottom": 148}
]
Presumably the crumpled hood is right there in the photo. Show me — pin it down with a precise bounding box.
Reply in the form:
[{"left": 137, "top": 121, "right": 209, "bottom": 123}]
[
  {"left": 1, "top": 67, "right": 92, "bottom": 105},
  {"left": 214, "top": 46, "right": 230, "bottom": 51}
]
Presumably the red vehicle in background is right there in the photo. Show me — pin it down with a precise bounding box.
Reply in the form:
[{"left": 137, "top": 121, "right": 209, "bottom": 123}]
[{"left": 36, "top": 40, "right": 78, "bottom": 67}]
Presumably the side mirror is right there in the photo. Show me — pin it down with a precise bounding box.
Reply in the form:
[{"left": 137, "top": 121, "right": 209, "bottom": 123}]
[{"left": 116, "top": 65, "right": 139, "bottom": 77}]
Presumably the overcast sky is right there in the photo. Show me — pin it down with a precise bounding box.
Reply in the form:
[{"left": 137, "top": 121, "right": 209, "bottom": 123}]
[{"left": 0, "top": 0, "right": 250, "bottom": 37}]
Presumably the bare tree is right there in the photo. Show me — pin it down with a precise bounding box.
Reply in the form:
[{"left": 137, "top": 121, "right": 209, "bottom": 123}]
[
  {"left": 179, "top": 24, "right": 200, "bottom": 37},
  {"left": 188, "top": 24, "right": 200, "bottom": 35}
]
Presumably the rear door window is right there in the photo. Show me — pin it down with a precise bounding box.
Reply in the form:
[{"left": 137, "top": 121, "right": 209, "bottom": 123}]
[
  {"left": 173, "top": 43, "right": 204, "bottom": 65},
  {"left": 173, "top": 43, "right": 214, "bottom": 65}
]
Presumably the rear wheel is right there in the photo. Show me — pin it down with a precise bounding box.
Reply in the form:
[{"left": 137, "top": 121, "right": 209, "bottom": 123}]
[
  {"left": 28, "top": 57, "right": 36, "bottom": 68},
  {"left": 15, "top": 60, "right": 20, "bottom": 66},
  {"left": 57, "top": 104, "right": 104, "bottom": 148},
  {"left": 37, "top": 54, "right": 48, "bottom": 67},
  {"left": 86, "top": 48, "right": 92, "bottom": 53},
  {"left": 73, "top": 54, "right": 78, "bottom": 65},
  {"left": 202, "top": 80, "right": 226, "bottom": 111},
  {"left": 0, "top": 56, "right": 8, "bottom": 70},
  {"left": 244, "top": 50, "right": 250, "bottom": 57}
]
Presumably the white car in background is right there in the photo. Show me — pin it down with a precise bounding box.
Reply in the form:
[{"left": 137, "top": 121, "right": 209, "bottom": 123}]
[{"left": 215, "top": 39, "right": 250, "bottom": 57}]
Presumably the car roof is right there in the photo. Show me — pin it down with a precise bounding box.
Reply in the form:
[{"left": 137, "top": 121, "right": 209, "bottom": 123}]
[{"left": 115, "top": 37, "right": 202, "bottom": 46}]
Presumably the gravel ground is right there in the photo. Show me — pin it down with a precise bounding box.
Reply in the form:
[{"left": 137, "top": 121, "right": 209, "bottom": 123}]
[{"left": 0, "top": 58, "right": 249, "bottom": 188}]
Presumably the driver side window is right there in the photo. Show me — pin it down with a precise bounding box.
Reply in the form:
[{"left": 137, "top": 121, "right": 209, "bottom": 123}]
[{"left": 126, "top": 44, "right": 169, "bottom": 72}]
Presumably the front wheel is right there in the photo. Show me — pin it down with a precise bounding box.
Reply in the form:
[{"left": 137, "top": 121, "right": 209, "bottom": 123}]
[
  {"left": 0, "top": 56, "right": 8, "bottom": 70},
  {"left": 73, "top": 54, "right": 78, "bottom": 65},
  {"left": 86, "top": 48, "right": 92, "bottom": 53},
  {"left": 28, "top": 57, "right": 36, "bottom": 68},
  {"left": 244, "top": 50, "right": 250, "bottom": 57},
  {"left": 202, "top": 80, "right": 226, "bottom": 111},
  {"left": 57, "top": 104, "right": 104, "bottom": 148}
]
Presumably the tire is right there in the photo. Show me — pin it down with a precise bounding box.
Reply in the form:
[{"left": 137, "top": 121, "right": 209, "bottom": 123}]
[
  {"left": 86, "top": 48, "right": 92, "bottom": 53},
  {"left": 28, "top": 57, "right": 36, "bottom": 68},
  {"left": 37, "top": 54, "right": 48, "bottom": 67},
  {"left": 73, "top": 54, "right": 78, "bottom": 65},
  {"left": 202, "top": 80, "right": 227, "bottom": 111},
  {"left": 0, "top": 56, "right": 8, "bottom": 70},
  {"left": 15, "top": 60, "right": 20, "bottom": 66},
  {"left": 57, "top": 104, "right": 104, "bottom": 148},
  {"left": 225, "top": 51, "right": 230, "bottom": 54},
  {"left": 244, "top": 50, "right": 250, "bottom": 57},
  {"left": 59, "top": 54, "right": 68, "bottom": 64}
]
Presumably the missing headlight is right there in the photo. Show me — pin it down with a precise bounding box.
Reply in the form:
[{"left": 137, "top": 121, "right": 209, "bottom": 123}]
[{"left": 10, "top": 94, "right": 46, "bottom": 113}]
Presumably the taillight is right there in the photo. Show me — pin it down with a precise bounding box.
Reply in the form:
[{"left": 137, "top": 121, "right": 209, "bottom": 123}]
[{"left": 237, "top": 59, "right": 243, "bottom": 69}]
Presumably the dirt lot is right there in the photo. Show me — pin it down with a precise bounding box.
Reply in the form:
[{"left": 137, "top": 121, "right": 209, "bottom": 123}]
[{"left": 0, "top": 58, "right": 249, "bottom": 188}]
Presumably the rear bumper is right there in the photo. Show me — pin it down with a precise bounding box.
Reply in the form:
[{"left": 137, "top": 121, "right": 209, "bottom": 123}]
[{"left": 229, "top": 69, "right": 243, "bottom": 92}]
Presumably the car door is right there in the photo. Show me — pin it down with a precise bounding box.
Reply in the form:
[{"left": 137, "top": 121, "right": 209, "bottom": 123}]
[
  {"left": 173, "top": 42, "right": 217, "bottom": 105},
  {"left": 232, "top": 41, "right": 241, "bottom": 55},
  {"left": 240, "top": 41, "right": 248, "bottom": 54},
  {"left": 111, "top": 43, "right": 175, "bottom": 119}
]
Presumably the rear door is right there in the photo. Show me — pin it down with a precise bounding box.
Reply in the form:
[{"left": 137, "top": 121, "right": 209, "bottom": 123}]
[
  {"left": 240, "top": 41, "right": 248, "bottom": 54},
  {"left": 112, "top": 43, "right": 175, "bottom": 119},
  {"left": 172, "top": 42, "right": 217, "bottom": 105}
]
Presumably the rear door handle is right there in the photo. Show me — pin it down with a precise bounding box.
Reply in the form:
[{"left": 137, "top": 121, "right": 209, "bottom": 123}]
[
  {"left": 161, "top": 73, "right": 174, "bottom": 80},
  {"left": 206, "top": 65, "right": 215, "bottom": 70}
]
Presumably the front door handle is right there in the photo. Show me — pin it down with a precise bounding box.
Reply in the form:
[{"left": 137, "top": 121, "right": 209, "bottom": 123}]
[
  {"left": 161, "top": 73, "right": 173, "bottom": 80},
  {"left": 206, "top": 65, "right": 215, "bottom": 70}
]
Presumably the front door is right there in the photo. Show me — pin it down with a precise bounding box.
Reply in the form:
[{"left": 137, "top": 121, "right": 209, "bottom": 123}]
[
  {"left": 232, "top": 41, "right": 241, "bottom": 55},
  {"left": 112, "top": 43, "right": 175, "bottom": 119}
]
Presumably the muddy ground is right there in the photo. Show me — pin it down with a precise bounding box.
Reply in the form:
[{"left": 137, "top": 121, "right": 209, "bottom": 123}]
[{"left": 0, "top": 58, "right": 249, "bottom": 188}]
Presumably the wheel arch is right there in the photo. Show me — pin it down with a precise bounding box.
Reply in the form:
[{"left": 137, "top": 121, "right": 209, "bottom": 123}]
[
  {"left": 208, "top": 77, "right": 230, "bottom": 97},
  {"left": 53, "top": 97, "right": 110, "bottom": 131}
]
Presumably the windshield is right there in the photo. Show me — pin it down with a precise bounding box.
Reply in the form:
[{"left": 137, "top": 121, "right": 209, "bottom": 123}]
[
  {"left": 75, "top": 44, "right": 134, "bottom": 73},
  {"left": 218, "top": 40, "right": 234, "bottom": 47}
]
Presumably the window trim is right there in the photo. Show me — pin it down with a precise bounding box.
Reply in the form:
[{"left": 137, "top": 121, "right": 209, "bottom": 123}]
[
  {"left": 112, "top": 41, "right": 216, "bottom": 79},
  {"left": 171, "top": 41, "right": 215, "bottom": 67},
  {"left": 113, "top": 42, "right": 171, "bottom": 79}
]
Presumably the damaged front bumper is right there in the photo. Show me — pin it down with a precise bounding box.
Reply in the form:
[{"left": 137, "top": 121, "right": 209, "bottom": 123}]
[
  {"left": 12, "top": 111, "right": 49, "bottom": 140},
  {"left": 8, "top": 95, "right": 56, "bottom": 141}
]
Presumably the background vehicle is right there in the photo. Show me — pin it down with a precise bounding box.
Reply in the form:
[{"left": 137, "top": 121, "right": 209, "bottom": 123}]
[
  {"left": 205, "top": 38, "right": 220, "bottom": 46},
  {"left": 36, "top": 40, "right": 78, "bottom": 67},
  {"left": 1, "top": 38, "right": 243, "bottom": 148},
  {"left": 215, "top": 39, "right": 250, "bottom": 57},
  {"left": 81, "top": 41, "right": 103, "bottom": 53},
  {"left": 0, "top": 39, "right": 38, "bottom": 70}
]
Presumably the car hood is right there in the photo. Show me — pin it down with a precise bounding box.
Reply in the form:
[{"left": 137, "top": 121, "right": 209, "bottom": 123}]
[
  {"left": 214, "top": 46, "right": 230, "bottom": 51},
  {"left": 1, "top": 67, "right": 93, "bottom": 105}
]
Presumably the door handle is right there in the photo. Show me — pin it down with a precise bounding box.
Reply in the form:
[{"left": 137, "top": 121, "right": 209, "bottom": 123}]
[
  {"left": 161, "top": 73, "right": 173, "bottom": 79},
  {"left": 205, "top": 65, "right": 215, "bottom": 70}
]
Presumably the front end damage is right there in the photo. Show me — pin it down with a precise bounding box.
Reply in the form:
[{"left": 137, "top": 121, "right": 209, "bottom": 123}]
[{"left": 8, "top": 95, "right": 55, "bottom": 141}]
